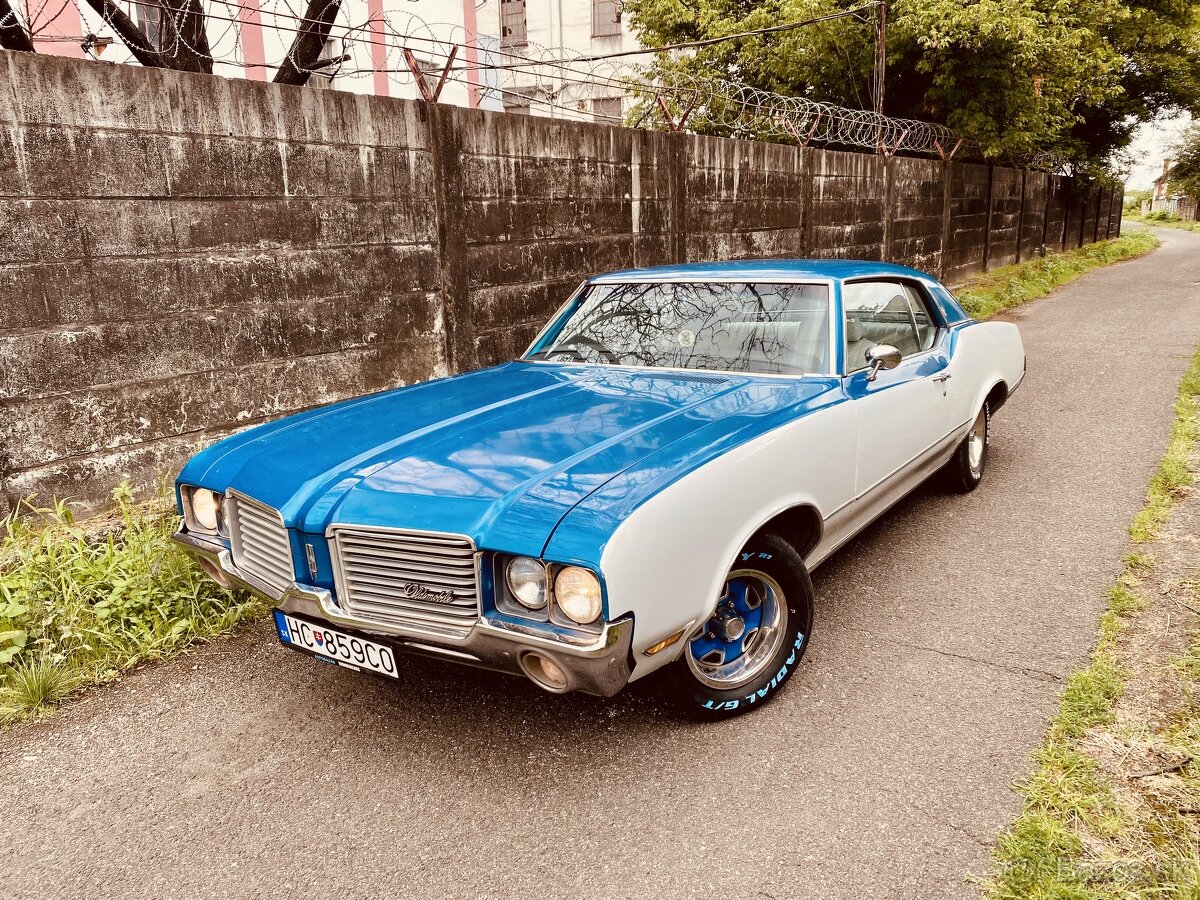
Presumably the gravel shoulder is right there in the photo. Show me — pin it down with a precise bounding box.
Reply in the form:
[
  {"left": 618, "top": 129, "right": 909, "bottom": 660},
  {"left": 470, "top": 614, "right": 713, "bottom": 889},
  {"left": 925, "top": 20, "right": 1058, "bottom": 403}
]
[{"left": 3, "top": 227, "right": 1200, "bottom": 900}]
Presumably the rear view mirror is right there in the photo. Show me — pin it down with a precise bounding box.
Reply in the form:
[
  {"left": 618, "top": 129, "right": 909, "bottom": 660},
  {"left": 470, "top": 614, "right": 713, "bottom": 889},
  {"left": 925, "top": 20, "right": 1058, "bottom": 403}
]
[{"left": 865, "top": 344, "right": 902, "bottom": 382}]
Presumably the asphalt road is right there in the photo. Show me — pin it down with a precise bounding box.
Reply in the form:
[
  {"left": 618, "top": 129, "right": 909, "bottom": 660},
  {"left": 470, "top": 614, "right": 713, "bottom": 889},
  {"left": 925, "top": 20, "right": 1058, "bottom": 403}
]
[{"left": 4, "top": 227, "right": 1200, "bottom": 900}]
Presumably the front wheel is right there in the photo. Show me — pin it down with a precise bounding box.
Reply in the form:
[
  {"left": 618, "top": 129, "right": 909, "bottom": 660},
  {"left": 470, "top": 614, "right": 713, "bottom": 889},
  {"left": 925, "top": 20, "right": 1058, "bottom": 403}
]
[
  {"left": 664, "top": 533, "right": 814, "bottom": 718},
  {"left": 945, "top": 401, "right": 989, "bottom": 493}
]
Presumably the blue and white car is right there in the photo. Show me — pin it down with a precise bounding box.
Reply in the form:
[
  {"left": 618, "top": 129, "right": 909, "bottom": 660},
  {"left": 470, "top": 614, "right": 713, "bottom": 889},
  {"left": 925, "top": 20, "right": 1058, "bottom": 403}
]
[{"left": 174, "top": 260, "right": 1025, "bottom": 716}]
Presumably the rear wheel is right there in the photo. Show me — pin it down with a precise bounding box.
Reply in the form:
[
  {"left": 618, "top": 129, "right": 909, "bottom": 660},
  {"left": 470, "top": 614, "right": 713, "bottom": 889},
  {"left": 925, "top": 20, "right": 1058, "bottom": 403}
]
[
  {"left": 946, "top": 402, "right": 989, "bottom": 493},
  {"left": 664, "top": 533, "right": 814, "bottom": 718}
]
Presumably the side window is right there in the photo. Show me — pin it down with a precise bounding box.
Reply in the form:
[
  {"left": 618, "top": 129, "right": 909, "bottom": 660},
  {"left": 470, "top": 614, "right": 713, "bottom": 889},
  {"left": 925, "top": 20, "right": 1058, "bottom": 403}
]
[
  {"left": 842, "top": 281, "right": 937, "bottom": 372},
  {"left": 907, "top": 288, "right": 936, "bottom": 352}
]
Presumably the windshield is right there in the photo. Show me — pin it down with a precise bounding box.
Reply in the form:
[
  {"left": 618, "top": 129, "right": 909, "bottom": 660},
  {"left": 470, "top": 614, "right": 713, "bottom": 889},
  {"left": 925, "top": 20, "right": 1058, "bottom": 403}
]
[{"left": 525, "top": 281, "right": 831, "bottom": 376}]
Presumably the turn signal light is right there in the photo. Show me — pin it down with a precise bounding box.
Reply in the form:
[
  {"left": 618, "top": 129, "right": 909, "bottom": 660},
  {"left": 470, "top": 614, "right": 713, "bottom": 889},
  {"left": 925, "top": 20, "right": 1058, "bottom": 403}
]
[{"left": 643, "top": 627, "right": 689, "bottom": 657}]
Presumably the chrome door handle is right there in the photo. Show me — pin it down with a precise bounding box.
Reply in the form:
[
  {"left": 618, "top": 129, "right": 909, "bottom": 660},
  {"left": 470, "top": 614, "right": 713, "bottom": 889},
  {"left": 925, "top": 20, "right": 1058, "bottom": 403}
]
[{"left": 931, "top": 373, "right": 952, "bottom": 383}]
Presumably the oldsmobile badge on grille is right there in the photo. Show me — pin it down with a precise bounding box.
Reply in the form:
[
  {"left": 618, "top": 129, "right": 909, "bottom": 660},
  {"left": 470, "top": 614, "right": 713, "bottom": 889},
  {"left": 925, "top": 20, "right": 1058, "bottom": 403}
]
[{"left": 401, "top": 582, "right": 456, "bottom": 605}]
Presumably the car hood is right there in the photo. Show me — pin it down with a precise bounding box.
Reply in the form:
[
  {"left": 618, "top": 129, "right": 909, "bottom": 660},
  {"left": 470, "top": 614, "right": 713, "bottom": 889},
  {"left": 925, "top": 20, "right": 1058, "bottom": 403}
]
[{"left": 181, "top": 362, "right": 839, "bottom": 557}]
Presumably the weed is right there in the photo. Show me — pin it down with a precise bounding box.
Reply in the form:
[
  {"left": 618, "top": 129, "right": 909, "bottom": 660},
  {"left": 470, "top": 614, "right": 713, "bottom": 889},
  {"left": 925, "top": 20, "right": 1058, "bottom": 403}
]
[
  {"left": 1127, "top": 211, "right": 1200, "bottom": 234},
  {"left": 1, "top": 656, "right": 77, "bottom": 717},
  {"left": 956, "top": 231, "right": 1160, "bottom": 321},
  {"left": 0, "top": 484, "right": 264, "bottom": 723}
]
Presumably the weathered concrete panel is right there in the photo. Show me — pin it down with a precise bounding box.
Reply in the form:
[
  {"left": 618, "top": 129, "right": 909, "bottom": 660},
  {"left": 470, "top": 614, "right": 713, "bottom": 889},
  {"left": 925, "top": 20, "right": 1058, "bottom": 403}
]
[
  {"left": 810, "top": 149, "right": 886, "bottom": 260},
  {"left": 988, "top": 167, "right": 1022, "bottom": 269},
  {"left": 1044, "top": 176, "right": 1070, "bottom": 251},
  {"left": 944, "top": 162, "right": 991, "bottom": 283},
  {"left": 888, "top": 156, "right": 944, "bottom": 272},
  {"left": 1019, "top": 173, "right": 1048, "bottom": 259},
  {"left": 2, "top": 341, "right": 436, "bottom": 473}
]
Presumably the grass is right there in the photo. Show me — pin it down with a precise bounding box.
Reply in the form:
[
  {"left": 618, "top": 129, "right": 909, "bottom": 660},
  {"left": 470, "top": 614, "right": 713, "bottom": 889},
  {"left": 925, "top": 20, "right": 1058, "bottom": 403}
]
[
  {"left": 1125, "top": 211, "right": 1200, "bottom": 234},
  {"left": 955, "top": 230, "right": 1161, "bottom": 321},
  {"left": 1130, "top": 357, "right": 1200, "bottom": 542},
  {"left": 986, "top": 345, "right": 1200, "bottom": 900},
  {"left": 0, "top": 484, "right": 264, "bottom": 724}
]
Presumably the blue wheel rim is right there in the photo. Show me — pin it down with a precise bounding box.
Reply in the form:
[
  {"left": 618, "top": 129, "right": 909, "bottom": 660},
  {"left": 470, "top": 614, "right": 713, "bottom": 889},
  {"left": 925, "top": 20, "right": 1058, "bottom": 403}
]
[{"left": 686, "top": 570, "right": 786, "bottom": 690}]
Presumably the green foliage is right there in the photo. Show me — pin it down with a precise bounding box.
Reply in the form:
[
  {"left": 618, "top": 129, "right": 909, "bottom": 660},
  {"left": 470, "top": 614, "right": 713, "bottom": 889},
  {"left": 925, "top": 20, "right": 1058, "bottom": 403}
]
[
  {"left": 1153, "top": 216, "right": 1200, "bottom": 233},
  {"left": 2, "top": 657, "right": 78, "bottom": 722},
  {"left": 624, "top": 0, "right": 1200, "bottom": 167},
  {"left": 1146, "top": 209, "right": 1183, "bottom": 222},
  {"left": 1124, "top": 188, "right": 1152, "bottom": 210},
  {"left": 1170, "top": 123, "right": 1200, "bottom": 199},
  {"left": 955, "top": 230, "right": 1159, "bottom": 320},
  {"left": 0, "top": 484, "right": 264, "bottom": 723}
]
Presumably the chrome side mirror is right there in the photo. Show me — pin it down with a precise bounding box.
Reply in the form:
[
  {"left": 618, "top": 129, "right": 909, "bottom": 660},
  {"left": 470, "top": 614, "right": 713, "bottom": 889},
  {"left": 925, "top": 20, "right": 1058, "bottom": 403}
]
[{"left": 865, "top": 344, "right": 902, "bottom": 382}]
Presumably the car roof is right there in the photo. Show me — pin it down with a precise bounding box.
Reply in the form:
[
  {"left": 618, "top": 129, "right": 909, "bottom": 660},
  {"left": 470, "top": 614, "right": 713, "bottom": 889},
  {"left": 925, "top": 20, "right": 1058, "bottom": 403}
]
[{"left": 587, "top": 259, "right": 935, "bottom": 284}]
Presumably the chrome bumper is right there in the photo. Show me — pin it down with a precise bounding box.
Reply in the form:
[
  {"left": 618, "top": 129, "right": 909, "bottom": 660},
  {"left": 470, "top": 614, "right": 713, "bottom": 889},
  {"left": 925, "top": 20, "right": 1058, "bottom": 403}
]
[{"left": 172, "top": 529, "right": 634, "bottom": 697}]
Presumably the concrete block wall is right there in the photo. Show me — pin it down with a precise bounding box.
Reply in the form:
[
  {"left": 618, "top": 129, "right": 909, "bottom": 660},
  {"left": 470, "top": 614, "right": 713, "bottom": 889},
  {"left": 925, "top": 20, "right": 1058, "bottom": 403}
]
[
  {"left": 886, "top": 156, "right": 945, "bottom": 274},
  {"left": 0, "top": 52, "right": 444, "bottom": 515},
  {"left": 1018, "top": 172, "right": 1047, "bottom": 261},
  {"left": 685, "top": 135, "right": 808, "bottom": 263},
  {"left": 943, "top": 163, "right": 992, "bottom": 284},
  {"left": 987, "top": 166, "right": 1023, "bottom": 269},
  {"left": 809, "top": 149, "right": 886, "bottom": 259},
  {"left": 454, "top": 109, "right": 675, "bottom": 365},
  {"left": 0, "top": 51, "right": 1122, "bottom": 513}
]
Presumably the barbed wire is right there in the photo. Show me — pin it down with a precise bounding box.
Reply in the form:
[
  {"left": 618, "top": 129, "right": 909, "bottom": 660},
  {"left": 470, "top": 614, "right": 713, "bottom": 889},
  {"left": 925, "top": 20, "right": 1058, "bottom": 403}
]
[{"left": 12, "top": 1, "right": 1066, "bottom": 171}]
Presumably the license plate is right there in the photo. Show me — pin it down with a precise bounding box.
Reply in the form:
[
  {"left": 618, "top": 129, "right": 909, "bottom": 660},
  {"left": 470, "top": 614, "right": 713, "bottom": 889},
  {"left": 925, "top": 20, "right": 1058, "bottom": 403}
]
[{"left": 273, "top": 610, "right": 398, "bottom": 679}]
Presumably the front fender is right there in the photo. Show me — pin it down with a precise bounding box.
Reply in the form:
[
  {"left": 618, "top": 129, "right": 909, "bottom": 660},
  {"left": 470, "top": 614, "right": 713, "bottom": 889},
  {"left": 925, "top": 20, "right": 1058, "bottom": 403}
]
[{"left": 596, "top": 401, "right": 856, "bottom": 681}]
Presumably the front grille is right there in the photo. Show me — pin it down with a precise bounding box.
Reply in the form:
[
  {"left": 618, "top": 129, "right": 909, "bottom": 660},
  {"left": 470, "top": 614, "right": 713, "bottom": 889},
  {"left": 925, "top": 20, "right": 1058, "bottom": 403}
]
[
  {"left": 227, "top": 492, "right": 295, "bottom": 595},
  {"left": 329, "top": 527, "right": 480, "bottom": 637}
]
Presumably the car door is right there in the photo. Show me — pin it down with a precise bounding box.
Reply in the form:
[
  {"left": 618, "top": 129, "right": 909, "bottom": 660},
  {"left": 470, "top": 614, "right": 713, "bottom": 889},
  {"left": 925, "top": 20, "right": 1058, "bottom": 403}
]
[{"left": 841, "top": 279, "right": 956, "bottom": 512}]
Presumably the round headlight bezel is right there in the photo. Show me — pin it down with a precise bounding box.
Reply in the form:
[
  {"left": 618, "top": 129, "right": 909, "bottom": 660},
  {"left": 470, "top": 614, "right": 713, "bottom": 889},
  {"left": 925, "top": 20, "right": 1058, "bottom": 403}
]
[
  {"left": 554, "top": 566, "right": 603, "bottom": 625},
  {"left": 505, "top": 556, "right": 548, "bottom": 610},
  {"left": 187, "top": 487, "right": 222, "bottom": 534}
]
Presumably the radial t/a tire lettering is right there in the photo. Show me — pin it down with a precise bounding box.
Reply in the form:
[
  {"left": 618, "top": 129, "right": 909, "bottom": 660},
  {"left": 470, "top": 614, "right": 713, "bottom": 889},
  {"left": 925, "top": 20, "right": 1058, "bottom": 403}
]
[{"left": 664, "top": 532, "right": 814, "bottom": 718}]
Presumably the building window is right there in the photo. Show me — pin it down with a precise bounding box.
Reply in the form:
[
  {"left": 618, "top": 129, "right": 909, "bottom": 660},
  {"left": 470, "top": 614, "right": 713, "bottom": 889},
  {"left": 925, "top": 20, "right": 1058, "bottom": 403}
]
[
  {"left": 500, "top": 0, "right": 527, "bottom": 47},
  {"left": 414, "top": 55, "right": 444, "bottom": 96},
  {"left": 504, "top": 86, "right": 534, "bottom": 115},
  {"left": 308, "top": 37, "right": 339, "bottom": 89},
  {"left": 593, "top": 96, "right": 623, "bottom": 125},
  {"left": 592, "top": 0, "right": 622, "bottom": 37},
  {"left": 134, "top": 1, "right": 165, "bottom": 50}
]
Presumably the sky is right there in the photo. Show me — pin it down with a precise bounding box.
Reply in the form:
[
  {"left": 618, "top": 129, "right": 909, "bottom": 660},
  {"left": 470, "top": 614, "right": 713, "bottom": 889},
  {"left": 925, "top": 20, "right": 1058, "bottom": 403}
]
[{"left": 1124, "top": 113, "right": 1192, "bottom": 190}]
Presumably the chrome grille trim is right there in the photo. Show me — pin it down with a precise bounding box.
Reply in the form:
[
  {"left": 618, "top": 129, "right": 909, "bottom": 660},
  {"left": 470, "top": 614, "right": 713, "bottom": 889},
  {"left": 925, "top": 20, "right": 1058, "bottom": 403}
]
[
  {"left": 227, "top": 492, "right": 295, "bottom": 594},
  {"left": 328, "top": 525, "right": 481, "bottom": 637}
]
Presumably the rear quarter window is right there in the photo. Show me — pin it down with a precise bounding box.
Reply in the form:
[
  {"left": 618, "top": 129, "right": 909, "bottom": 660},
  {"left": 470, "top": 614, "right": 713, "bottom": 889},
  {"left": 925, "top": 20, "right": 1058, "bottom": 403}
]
[{"left": 927, "top": 284, "right": 971, "bottom": 325}]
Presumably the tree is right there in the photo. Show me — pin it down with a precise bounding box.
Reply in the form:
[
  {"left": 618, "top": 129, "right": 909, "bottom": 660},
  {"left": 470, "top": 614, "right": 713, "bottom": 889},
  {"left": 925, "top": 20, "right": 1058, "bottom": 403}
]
[
  {"left": 1067, "top": 0, "right": 1200, "bottom": 170},
  {"left": 274, "top": 0, "right": 343, "bottom": 86},
  {"left": 624, "top": 0, "right": 1200, "bottom": 169},
  {"left": 0, "top": 0, "right": 35, "bottom": 51},
  {"left": 5, "top": 0, "right": 341, "bottom": 86},
  {"left": 1168, "top": 122, "right": 1200, "bottom": 196}
]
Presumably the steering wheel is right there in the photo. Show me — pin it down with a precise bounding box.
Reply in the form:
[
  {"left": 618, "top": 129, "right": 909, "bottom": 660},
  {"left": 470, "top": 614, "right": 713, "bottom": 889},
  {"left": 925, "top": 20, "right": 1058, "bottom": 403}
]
[{"left": 561, "top": 334, "right": 621, "bottom": 365}]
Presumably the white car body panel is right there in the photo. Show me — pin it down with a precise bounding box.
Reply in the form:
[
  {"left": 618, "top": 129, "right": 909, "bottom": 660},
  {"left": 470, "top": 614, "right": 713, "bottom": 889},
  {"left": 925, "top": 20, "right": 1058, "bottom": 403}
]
[{"left": 604, "top": 317, "right": 1025, "bottom": 682}]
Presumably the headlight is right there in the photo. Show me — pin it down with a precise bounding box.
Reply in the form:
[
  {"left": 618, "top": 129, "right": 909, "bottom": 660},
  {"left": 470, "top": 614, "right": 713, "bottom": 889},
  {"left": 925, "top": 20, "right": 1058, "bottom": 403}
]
[
  {"left": 506, "top": 557, "right": 547, "bottom": 609},
  {"left": 554, "top": 566, "right": 603, "bottom": 625},
  {"left": 184, "top": 487, "right": 223, "bottom": 534}
]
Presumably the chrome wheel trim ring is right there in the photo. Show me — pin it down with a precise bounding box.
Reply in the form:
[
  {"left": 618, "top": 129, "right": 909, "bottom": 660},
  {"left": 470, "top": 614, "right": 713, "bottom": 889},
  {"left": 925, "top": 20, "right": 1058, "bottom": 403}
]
[
  {"left": 686, "top": 570, "right": 787, "bottom": 691},
  {"left": 968, "top": 406, "right": 987, "bottom": 473}
]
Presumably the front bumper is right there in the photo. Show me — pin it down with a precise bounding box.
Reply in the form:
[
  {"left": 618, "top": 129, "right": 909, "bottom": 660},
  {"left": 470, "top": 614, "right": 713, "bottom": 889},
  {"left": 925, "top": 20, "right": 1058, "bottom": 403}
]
[{"left": 172, "top": 529, "right": 634, "bottom": 697}]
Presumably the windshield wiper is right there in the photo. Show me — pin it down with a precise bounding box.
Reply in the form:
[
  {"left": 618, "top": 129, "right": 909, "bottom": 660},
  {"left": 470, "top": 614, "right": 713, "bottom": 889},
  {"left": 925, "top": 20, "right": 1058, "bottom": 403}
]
[{"left": 524, "top": 347, "right": 587, "bottom": 362}]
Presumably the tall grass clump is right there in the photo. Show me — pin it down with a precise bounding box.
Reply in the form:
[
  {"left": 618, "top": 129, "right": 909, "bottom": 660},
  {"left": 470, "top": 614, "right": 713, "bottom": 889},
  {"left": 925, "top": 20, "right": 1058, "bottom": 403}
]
[{"left": 0, "top": 484, "right": 263, "bottom": 723}]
